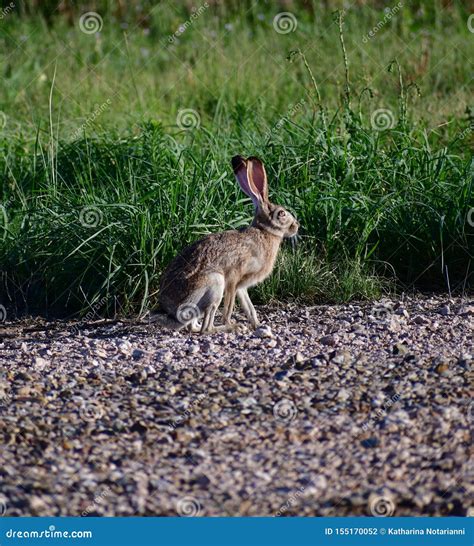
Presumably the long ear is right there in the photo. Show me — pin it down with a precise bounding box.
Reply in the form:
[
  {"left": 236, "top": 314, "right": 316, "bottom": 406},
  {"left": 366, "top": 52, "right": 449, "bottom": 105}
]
[
  {"left": 231, "top": 155, "right": 262, "bottom": 208},
  {"left": 247, "top": 157, "right": 269, "bottom": 203}
]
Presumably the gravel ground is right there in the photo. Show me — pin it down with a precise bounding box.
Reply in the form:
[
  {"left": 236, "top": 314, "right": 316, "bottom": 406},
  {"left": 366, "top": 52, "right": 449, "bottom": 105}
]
[{"left": 0, "top": 295, "right": 472, "bottom": 517}]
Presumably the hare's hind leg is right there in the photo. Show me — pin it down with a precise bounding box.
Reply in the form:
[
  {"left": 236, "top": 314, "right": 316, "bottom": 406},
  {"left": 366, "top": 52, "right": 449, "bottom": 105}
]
[
  {"left": 237, "top": 288, "right": 260, "bottom": 329},
  {"left": 201, "top": 303, "right": 218, "bottom": 333},
  {"left": 199, "top": 273, "right": 225, "bottom": 333}
]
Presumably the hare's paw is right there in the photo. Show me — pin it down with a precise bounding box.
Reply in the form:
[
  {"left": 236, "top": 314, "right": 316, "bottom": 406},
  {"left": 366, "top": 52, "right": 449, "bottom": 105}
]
[{"left": 231, "top": 322, "right": 248, "bottom": 334}]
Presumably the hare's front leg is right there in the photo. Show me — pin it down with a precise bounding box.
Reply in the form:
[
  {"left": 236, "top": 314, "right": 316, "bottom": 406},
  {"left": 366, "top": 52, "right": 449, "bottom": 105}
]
[
  {"left": 237, "top": 288, "right": 260, "bottom": 329},
  {"left": 222, "top": 283, "right": 237, "bottom": 326}
]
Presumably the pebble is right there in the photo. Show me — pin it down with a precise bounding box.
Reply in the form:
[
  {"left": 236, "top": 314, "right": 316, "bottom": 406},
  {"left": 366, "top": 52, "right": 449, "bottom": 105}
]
[
  {"left": 439, "top": 305, "right": 450, "bottom": 316},
  {"left": 320, "top": 334, "right": 337, "bottom": 346},
  {"left": 0, "top": 296, "right": 471, "bottom": 517},
  {"left": 254, "top": 325, "right": 273, "bottom": 339}
]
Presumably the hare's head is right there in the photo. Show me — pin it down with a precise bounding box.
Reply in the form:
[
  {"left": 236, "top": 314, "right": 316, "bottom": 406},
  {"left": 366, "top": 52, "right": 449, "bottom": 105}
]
[{"left": 232, "top": 155, "right": 299, "bottom": 239}]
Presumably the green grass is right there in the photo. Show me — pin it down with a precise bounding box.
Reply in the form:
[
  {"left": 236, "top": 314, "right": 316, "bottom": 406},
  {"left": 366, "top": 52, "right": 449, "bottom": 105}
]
[{"left": 0, "top": 1, "right": 473, "bottom": 317}]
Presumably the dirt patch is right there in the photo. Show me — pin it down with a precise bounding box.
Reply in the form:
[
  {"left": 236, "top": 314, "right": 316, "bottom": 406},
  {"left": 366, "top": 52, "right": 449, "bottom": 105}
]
[{"left": 0, "top": 296, "right": 472, "bottom": 516}]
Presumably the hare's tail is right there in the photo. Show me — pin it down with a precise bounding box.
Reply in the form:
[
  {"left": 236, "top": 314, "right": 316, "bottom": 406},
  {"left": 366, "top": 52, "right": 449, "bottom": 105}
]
[{"left": 142, "top": 311, "right": 186, "bottom": 330}]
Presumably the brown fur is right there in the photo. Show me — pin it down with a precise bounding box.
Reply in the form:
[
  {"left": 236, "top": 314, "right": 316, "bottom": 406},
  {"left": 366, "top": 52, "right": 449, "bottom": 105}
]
[{"left": 157, "top": 156, "right": 298, "bottom": 333}]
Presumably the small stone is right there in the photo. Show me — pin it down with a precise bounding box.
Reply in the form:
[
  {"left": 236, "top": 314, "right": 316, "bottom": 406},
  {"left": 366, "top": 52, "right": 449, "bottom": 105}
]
[
  {"left": 395, "top": 308, "right": 409, "bottom": 318},
  {"left": 330, "top": 351, "right": 350, "bottom": 365},
  {"left": 254, "top": 325, "right": 273, "bottom": 338},
  {"left": 320, "top": 334, "right": 337, "bottom": 346},
  {"left": 413, "top": 315, "right": 427, "bottom": 325},
  {"left": 187, "top": 344, "right": 200, "bottom": 354},
  {"left": 393, "top": 342, "right": 408, "bottom": 355},
  {"left": 33, "top": 356, "right": 48, "bottom": 369},
  {"left": 201, "top": 341, "right": 215, "bottom": 353},
  {"left": 155, "top": 349, "right": 173, "bottom": 362},
  {"left": 294, "top": 351, "right": 305, "bottom": 363},
  {"left": 350, "top": 324, "right": 365, "bottom": 334},
  {"left": 439, "top": 305, "right": 450, "bottom": 316},
  {"left": 29, "top": 496, "right": 47, "bottom": 514},
  {"left": 435, "top": 362, "right": 449, "bottom": 375},
  {"left": 337, "top": 388, "right": 350, "bottom": 402},
  {"left": 132, "top": 348, "right": 145, "bottom": 360},
  {"left": 267, "top": 339, "right": 277, "bottom": 348},
  {"left": 361, "top": 437, "right": 379, "bottom": 448},
  {"left": 117, "top": 340, "right": 132, "bottom": 354}
]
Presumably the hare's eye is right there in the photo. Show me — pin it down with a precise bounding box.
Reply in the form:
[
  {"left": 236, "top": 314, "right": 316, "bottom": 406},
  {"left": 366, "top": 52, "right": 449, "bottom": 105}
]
[{"left": 277, "top": 210, "right": 286, "bottom": 219}]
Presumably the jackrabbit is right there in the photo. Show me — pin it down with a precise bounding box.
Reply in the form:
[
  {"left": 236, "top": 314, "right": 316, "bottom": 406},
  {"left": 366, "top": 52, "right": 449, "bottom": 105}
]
[{"left": 156, "top": 155, "right": 298, "bottom": 333}]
